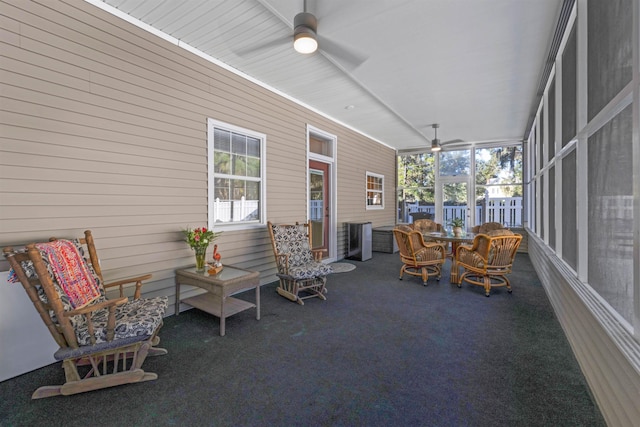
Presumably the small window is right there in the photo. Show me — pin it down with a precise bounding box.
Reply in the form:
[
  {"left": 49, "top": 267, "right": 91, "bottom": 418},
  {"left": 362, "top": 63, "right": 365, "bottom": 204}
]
[
  {"left": 366, "top": 172, "right": 384, "bottom": 209},
  {"left": 208, "top": 119, "right": 265, "bottom": 227}
]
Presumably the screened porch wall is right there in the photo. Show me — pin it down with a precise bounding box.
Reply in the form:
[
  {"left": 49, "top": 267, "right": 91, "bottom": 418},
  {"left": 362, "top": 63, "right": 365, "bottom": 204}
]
[{"left": 526, "top": 1, "right": 640, "bottom": 425}]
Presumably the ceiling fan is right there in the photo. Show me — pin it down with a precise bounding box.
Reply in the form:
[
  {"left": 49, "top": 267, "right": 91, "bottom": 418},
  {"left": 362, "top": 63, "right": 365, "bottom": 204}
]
[
  {"left": 428, "top": 124, "right": 464, "bottom": 152},
  {"left": 237, "top": 0, "right": 368, "bottom": 69}
]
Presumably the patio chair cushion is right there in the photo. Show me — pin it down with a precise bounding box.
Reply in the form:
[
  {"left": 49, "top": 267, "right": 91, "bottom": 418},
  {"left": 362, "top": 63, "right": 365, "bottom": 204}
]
[
  {"left": 75, "top": 295, "right": 167, "bottom": 346},
  {"left": 286, "top": 261, "right": 334, "bottom": 280},
  {"left": 270, "top": 224, "right": 315, "bottom": 266}
]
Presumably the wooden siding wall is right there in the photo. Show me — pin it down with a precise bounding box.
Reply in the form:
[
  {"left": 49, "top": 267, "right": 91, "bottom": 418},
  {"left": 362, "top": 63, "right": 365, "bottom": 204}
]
[{"left": 0, "top": 0, "right": 396, "bottom": 313}]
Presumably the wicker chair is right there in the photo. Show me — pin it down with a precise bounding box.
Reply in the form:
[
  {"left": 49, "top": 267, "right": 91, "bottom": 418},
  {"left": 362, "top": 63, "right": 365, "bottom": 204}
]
[
  {"left": 3, "top": 230, "right": 167, "bottom": 399},
  {"left": 412, "top": 219, "right": 443, "bottom": 233},
  {"left": 471, "top": 221, "right": 506, "bottom": 234},
  {"left": 455, "top": 230, "right": 522, "bottom": 296},
  {"left": 267, "top": 220, "right": 333, "bottom": 305},
  {"left": 393, "top": 227, "right": 447, "bottom": 286}
]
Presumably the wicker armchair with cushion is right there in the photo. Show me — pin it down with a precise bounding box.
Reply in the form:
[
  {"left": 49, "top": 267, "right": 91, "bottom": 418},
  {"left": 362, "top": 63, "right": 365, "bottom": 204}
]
[
  {"left": 393, "top": 227, "right": 447, "bottom": 286},
  {"left": 471, "top": 221, "right": 506, "bottom": 234},
  {"left": 3, "top": 230, "right": 168, "bottom": 399},
  {"left": 412, "top": 219, "right": 443, "bottom": 233},
  {"left": 455, "top": 230, "right": 522, "bottom": 296}
]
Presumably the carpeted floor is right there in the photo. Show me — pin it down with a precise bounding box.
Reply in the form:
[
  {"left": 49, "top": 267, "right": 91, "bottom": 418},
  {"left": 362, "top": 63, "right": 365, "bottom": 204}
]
[{"left": 0, "top": 252, "right": 605, "bottom": 426}]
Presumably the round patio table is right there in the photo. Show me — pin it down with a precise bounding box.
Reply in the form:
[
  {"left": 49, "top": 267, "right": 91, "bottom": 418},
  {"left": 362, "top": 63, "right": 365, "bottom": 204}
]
[{"left": 423, "top": 231, "right": 477, "bottom": 283}]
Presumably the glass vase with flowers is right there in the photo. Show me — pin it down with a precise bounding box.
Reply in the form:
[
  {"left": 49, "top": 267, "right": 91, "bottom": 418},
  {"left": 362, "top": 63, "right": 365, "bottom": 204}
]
[{"left": 183, "top": 226, "right": 221, "bottom": 271}]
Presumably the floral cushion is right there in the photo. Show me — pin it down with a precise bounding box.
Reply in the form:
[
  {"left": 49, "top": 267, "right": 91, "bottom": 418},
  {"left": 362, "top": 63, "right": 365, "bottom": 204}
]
[
  {"left": 271, "top": 224, "right": 314, "bottom": 266},
  {"left": 287, "top": 261, "right": 333, "bottom": 280},
  {"left": 75, "top": 296, "right": 168, "bottom": 346},
  {"left": 271, "top": 223, "right": 332, "bottom": 278}
]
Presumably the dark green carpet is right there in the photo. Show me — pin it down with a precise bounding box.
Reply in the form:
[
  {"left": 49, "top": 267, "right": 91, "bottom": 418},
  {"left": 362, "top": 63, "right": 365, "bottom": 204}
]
[{"left": 0, "top": 253, "right": 605, "bottom": 426}]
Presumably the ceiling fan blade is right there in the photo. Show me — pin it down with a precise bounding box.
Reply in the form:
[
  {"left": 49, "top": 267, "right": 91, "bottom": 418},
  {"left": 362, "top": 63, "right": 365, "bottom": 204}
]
[
  {"left": 317, "top": 34, "right": 368, "bottom": 69},
  {"left": 443, "top": 139, "right": 465, "bottom": 145},
  {"left": 234, "top": 35, "right": 290, "bottom": 57}
]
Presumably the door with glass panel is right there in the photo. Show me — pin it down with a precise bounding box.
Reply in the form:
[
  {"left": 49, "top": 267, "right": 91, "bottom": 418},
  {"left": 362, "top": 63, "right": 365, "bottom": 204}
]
[
  {"left": 437, "top": 149, "right": 472, "bottom": 230},
  {"left": 440, "top": 179, "right": 471, "bottom": 230},
  {"left": 309, "top": 160, "right": 329, "bottom": 255}
]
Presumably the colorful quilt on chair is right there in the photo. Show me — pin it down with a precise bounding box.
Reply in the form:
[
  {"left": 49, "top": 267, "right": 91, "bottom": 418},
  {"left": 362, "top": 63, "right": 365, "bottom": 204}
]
[{"left": 35, "top": 240, "right": 101, "bottom": 309}]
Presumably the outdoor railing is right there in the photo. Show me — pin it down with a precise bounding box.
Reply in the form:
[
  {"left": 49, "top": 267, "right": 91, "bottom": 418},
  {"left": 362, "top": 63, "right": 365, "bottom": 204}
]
[{"left": 403, "top": 197, "right": 523, "bottom": 228}]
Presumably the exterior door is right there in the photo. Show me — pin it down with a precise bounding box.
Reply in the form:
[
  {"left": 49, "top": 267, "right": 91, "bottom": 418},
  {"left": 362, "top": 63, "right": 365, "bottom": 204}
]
[
  {"left": 309, "top": 160, "right": 330, "bottom": 255},
  {"left": 438, "top": 176, "right": 472, "bottom": 231}
]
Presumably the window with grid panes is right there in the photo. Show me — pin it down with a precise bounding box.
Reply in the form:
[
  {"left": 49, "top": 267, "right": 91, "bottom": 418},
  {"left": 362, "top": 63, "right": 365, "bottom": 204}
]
[
  {"left": 366, "top": 172, "right": 384, "bottom": 209},
  {"left": 208, "top": 119, "right": 265, "bottom": 226}
]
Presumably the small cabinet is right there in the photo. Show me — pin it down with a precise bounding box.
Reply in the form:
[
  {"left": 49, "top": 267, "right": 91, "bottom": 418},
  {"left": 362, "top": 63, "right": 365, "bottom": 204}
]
[{"left": 372, "top": 226, "right": 398, "bottom": 253}]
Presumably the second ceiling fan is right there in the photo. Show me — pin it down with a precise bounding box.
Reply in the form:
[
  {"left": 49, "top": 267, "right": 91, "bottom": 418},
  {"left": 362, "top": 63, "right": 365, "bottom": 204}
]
[{"left": 429, "top": 124, "right": 464, "bottom": 152}]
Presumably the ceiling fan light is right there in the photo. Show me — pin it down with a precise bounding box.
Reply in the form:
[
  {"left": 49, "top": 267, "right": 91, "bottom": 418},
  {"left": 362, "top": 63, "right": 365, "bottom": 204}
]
[
  {"left": 294, "top": 30, "right": 318, "bottom": 54},
  {"left": 431, "top": 139, "right": 442, "bottom": 152}
]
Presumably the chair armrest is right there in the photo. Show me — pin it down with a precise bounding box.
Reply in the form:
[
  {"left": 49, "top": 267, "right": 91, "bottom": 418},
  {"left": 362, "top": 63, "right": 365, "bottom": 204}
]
[
  {"left": 457, "top": 246, "right": 487, "bottom": 268},
  {"left": 103, "top": 273, "right": 153, "bottom": 300},
  {"left": 64, "top": 296, "right": 128, "bottom": 317},
  {"left": 424, "top": 242, "right": 446, "bottom": 251},
  {"left": 311, "top": 249, "right": 326, "bottom": 262}
]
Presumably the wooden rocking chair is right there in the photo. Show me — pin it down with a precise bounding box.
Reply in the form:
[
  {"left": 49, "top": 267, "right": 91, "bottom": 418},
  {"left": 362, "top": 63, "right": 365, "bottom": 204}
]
[
  {"left": 3, "top": 230, "right": 168, "bottom": 399},
  {"left": 267, "top": 220, "right": 333, "bottom": 305}
]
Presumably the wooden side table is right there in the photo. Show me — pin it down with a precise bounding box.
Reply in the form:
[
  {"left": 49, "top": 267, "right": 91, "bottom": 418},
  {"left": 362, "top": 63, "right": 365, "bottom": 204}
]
[{"left": 175, "top": 265, "right": 260, "bottom": 336}]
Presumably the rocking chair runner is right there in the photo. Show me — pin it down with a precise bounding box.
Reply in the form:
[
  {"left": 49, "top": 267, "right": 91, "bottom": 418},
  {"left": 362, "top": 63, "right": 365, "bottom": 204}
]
[
  {"left": 3, "top": 230, "right": 168, "bottom": 399},
  {"left": 267, "top": 220, "right": 333, "bottom": 305}
]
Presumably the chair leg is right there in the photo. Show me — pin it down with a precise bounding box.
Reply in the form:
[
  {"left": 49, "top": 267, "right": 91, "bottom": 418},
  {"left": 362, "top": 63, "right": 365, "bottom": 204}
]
[
  {"left": 399, "top": 265, "right": 405, "bottom": 280},
  {"left": 503, "top": 276, "right": 512, "bottom": 293},
  {"left": 421, "top": 267, "right": 428, "bottom": 286},
  {"left": 457, "top": 272, "right": 466, "bottom": 288},
  {"left": 484, "top": 276, "right": 492, "bottom": 297}
]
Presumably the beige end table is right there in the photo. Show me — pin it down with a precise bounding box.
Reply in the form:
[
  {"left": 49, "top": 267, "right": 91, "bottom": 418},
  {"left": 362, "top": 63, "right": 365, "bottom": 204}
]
[{"left": 175, "top": 265, "right": 260, "bottom": 336}]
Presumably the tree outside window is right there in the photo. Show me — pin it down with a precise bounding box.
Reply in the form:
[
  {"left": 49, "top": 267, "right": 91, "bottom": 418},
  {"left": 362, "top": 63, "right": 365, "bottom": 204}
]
[{"left": 208, "top": 119, "right": 265, "bottom": 226}]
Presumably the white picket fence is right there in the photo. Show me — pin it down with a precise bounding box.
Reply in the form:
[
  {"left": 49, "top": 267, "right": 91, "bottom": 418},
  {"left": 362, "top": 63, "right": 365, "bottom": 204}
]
[
  {"left": 403, "top": 197, "right": 522, "bottom": 227},
  {"left": 213, "top": 197, "right": 259, "bottom": 222}
]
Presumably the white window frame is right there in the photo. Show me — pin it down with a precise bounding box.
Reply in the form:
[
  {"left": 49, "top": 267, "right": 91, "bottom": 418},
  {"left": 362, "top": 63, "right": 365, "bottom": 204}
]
[
  {"left": 366, "top": 171, "right": 384, "bottom": 210},
  {"left": 207, "top": 118, "right": 266, "bottom": 230}
]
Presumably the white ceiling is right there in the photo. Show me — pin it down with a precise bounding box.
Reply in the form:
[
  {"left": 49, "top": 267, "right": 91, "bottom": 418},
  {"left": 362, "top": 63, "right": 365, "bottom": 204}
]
[{"left": 95, "top": 0, "right": 563, "bottom": 151}]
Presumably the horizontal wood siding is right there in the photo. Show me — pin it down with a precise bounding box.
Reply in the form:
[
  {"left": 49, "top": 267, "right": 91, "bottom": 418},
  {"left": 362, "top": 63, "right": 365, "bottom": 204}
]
[
  {"left": 336, "top": 132, "right": 396, "bottom": 257},
  {"left": 0, "top": 0, "right": 396, "bottom": 309}
]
